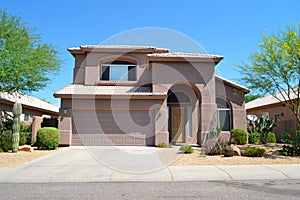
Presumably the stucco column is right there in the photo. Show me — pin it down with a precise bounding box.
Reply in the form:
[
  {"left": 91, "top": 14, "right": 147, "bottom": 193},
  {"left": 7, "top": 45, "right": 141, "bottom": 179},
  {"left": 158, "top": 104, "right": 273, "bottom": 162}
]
[
  {"left": 196, "top": 79, "right": 217, "bottom": 145},
  {"left": 154, "top": 99, "right": 169, "bottom": 145},
  {"left": 58, "top": 108, "right": 72, "bottom": 146},
  {"left": 31, "top": 116, "right": 43, "bottom": 144}
]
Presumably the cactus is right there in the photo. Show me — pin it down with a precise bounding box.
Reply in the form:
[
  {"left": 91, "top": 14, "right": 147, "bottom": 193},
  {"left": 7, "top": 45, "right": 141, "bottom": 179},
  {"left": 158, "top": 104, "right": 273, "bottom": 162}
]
[{"left": 12, "top": 102, "right": 22, "bottom": 153}]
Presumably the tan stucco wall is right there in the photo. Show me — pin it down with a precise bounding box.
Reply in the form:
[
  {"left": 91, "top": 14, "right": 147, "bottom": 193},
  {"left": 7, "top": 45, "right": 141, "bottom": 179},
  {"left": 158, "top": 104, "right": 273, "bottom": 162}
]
[
  {"left": 73, "top": 52, "right": 152, "bottom": 86},
  {"left": 64, "top": 49, "right": 247, "bottom": 146}
]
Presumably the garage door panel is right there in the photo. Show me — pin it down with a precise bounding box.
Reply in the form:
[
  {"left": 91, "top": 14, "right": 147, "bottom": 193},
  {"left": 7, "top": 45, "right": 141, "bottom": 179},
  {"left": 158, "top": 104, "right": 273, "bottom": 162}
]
[{"left": 72, "top": 110, "right": 154, "bottom": 146}]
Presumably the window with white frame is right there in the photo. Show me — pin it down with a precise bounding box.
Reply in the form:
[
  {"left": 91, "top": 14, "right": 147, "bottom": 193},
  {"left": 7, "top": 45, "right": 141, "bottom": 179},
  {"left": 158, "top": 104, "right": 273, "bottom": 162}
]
[
  {"left": 100, "top": 60, "right": 136, "bottom": 81},
  {"left": 24, "top": 114, "right": 33, "bottom": 122},
  {"left": 217, "top": 98, "right": 232, "bottom": 131}
]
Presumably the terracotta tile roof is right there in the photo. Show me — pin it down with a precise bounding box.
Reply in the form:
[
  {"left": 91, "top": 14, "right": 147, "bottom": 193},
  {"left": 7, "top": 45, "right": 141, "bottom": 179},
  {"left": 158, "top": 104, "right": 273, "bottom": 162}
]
[
  {"left": 245, "top": 91, "right": 298, "bottom": 110},
  {"left": 0, "top": 92, "right": 59, "bottom": 113},
  {"left": 215, "top": 75, "right": 250, "bottom": 93},
  {"left": 54, "top": 84, "right": 167, "bottom": 96},
  {"left": 147, "top": 52, "right": 223, "bottom": 59},
  {"left": 68, "top": 45, "right": 170, "bottom": 54}
]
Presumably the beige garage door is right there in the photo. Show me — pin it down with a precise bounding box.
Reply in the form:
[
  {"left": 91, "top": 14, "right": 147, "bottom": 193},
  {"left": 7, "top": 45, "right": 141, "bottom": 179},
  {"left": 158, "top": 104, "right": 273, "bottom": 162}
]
[{"left": 72, "top": 110, "right": 155, "bottom": 146}]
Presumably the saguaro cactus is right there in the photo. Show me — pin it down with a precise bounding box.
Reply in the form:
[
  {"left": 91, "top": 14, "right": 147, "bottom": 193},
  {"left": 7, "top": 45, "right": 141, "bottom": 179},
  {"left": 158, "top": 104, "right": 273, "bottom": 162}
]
[{"left": 12, "top": 102, "right": 22, "bottom": 153}]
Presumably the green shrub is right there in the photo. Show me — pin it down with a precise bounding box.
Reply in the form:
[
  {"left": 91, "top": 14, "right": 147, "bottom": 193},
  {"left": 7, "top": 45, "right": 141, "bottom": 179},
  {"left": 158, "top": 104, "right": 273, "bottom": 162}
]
[
  {"left": 0, "top": 148, "right": 3, "bottom": 153},
  {"left": 179, "top": 145, "right": 194, "bottom": 154},
  {"left": 156, "top": 143, "right": 173, "bottom": 148},
  {"left": 230, "top": 129, "right": 248, "bottom": 145},
  {"left": 244, "top": 147, "right": 265, "bottom": 157},
  {"left": 280, "top": 131, "right": 300, "bottom": 156},
  {"left": 266, "top": 132, "right": 276, "bottom": 143},
  {"left": 224, "top": 147, "right": 234, "bottom": 157},
  {"left": 36, "top": 127, "right": 60, "bottom": 150},
  {"left": 19, "top": 132, "right": 32, "bottom": 146},
  {"left": 0, "top": 130, "right": 12, "bottom": 152},
  {"left": 248, "top": 132, "right": 259, "bottom": 144}
]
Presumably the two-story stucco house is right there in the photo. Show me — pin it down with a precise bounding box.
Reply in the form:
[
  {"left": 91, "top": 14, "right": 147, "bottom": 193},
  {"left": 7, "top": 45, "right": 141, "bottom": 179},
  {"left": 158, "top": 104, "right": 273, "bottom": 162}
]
[{"left": 54, "top": 45, "right": 249, "bottom": 146}]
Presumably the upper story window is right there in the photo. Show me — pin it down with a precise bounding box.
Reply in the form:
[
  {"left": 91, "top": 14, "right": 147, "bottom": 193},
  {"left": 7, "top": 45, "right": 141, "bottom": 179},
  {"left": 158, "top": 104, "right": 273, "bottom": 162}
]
[
  {"left": 100, "top": 60, "right": 136, "bottom": 81},
  {"left": 216, "top": 97, "right": 232, "bottom": 131}
]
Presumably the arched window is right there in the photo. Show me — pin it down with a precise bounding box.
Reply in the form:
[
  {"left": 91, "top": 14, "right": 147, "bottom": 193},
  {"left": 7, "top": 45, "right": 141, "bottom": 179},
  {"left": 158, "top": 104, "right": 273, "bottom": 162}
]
[
  {"left": 100, "top": 60, "right": 136, "bottom": 81},
  {"left": 216, "top": 98, "right": 232, "bottom": 131}
]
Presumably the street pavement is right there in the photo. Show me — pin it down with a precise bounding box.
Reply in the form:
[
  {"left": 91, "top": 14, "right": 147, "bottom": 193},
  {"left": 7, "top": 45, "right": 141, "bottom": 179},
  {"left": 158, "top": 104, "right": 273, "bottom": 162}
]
[{"left": 0, "top": 146, "right": 299, "bottom": 182}]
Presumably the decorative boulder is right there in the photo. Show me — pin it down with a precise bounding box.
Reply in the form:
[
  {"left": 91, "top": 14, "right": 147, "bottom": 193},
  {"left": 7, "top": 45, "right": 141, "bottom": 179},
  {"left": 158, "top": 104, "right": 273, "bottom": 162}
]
[
  {"left": 230, "top": 144, "right": 241, "bottom": 156},
  {"left": 18, "top": 145, "right": 34, "bottom": 153}
]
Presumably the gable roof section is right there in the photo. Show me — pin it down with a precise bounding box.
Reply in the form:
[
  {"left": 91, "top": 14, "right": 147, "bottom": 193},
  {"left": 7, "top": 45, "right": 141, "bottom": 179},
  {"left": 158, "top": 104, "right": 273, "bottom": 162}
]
[
  {"left": 54, "top": 84, "right": 167, "bottom": 97},
  {"left": 147, "top": 52, "right": 224, "bottom": 64},
  {"left": 0, "top": 92, "right": 59, "bottom": 113},
  {"left": 68, "top": 45, "right": 170, "bottom": 56},
  {"left": 245, "top": 91, "right": 298, "bottom": 110},
  {"left": 215, "top": 75, "right": 250, "bottom": 93}
]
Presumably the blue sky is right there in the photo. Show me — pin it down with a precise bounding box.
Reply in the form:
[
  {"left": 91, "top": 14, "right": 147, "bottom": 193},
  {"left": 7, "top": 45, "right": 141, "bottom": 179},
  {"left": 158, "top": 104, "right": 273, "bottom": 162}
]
[{"left": 1, "top": 0, "right": 300, "bottom": 106}]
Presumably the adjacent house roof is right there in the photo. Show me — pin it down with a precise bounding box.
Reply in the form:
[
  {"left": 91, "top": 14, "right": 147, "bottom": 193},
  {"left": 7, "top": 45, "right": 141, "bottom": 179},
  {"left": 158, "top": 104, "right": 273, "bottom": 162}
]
[
  {"left": 215, "top": 75, "right": 250, "bottom": 94},
  {"left": 0, "top": 92, "right": 59, "bottom": 114},
  {"left": 54, "top": 84, "right": 167, "bottom": 97},
  {"left": 245, "top": 91, "right": 298, "bottom": 110}
]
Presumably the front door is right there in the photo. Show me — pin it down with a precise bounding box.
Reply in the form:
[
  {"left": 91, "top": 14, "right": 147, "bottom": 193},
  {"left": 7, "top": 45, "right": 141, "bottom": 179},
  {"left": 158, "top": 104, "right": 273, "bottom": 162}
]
[{"left": 171, "top": 107, "right": 185, "bottom": 143}]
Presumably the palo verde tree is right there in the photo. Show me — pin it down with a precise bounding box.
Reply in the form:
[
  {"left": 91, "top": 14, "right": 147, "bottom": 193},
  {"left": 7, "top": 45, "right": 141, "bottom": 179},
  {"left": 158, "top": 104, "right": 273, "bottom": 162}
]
[
  {"left": 0, "top": 9, "right": 61, "bottom": 94},
  {"left": 0, "top": 9, "right": 61, "bottom": 152},
  {"left": 238, "top": 23, "right": 300, "bottom": 133}
]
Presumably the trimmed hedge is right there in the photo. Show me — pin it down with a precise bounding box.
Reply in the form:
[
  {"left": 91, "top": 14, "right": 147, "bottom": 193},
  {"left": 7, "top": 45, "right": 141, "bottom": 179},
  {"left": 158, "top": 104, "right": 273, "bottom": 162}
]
[
  {"left": 36, "top": 127, "right": 60, "bottom": 150},
  {"left": 230, "top": 129, "right": 248, "bottom": 145},
  {"left": 244, "top": 147, "right": 265, "bottom": 157}
]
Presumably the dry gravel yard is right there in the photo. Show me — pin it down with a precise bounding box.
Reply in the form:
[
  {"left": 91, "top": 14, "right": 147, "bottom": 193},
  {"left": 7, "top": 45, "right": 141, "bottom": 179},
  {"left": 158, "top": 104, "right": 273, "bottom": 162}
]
[
  {"left": 157, "top": 144, "right": 300, "bottom": 166},
  {"left": 0, "top": 149, "right": 61, "bottom": 167}
]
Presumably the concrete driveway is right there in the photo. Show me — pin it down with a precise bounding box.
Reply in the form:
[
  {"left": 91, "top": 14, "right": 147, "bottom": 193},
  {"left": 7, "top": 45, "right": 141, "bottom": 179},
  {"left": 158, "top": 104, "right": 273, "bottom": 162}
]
[
  {"left": 0, "top": 146, "right": 300, "bottom": 182},
  {"left": 0, "top": 146, "right": 170, "bottom": 182}
]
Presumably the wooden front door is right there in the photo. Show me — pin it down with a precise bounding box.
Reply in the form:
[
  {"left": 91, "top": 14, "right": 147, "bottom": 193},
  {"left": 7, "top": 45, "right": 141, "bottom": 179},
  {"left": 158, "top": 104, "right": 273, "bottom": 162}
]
[{"left": 171, "top": 107, "right": 185, "bottom": 143}]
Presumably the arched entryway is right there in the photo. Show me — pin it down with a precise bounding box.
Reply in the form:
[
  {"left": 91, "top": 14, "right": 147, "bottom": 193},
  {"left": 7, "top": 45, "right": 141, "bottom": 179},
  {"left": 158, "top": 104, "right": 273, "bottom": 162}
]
[{"left": 167, "top": 84, "right": 200, "bottom": 144}]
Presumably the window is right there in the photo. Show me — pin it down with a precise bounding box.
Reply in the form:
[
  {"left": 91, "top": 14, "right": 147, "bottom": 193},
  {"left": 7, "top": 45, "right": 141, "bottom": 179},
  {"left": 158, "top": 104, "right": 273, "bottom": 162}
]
[
  {"left": 217, "top": 98, "right": 232, "bottom": 131},
  {"left": 167, "top": 92, "right": 191, "bottom": 104},
  {"left": 24, "top": 114, "right": 33, "bottom": 122},
  {"left": 261, "top": 112, "right": 269, "bottom": 119},
  {"left": 100, "top": 60, "right": 136, "bottom": 81}
]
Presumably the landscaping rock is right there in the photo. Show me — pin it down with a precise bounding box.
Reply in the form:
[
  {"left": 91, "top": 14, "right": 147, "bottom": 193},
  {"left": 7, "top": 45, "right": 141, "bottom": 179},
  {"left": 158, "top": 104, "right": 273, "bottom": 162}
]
[
  {"left": 230, "top": 144, "right": 241, "bottom": 156},
  {"left": 18, "top": 145, "right": 34, "bottom": 153}
]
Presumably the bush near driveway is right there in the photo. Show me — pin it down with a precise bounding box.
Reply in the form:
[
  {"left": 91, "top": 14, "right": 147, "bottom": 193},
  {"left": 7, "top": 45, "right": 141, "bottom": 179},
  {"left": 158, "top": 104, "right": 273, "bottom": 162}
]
[
  {"left": 179, "top": 145, "right": 194, "bottom": 154},
  {"left": 36, "top": 127, "right": 60, "bottom": 150},
  {"left": 244, "top": 147, "right": 266, "bottom": 157},
  {"left": 230, "top": 129, "right": 248, "bottom": 145},
  {"left": 0, "top": 130, "right": 12, "bottom": 152}
]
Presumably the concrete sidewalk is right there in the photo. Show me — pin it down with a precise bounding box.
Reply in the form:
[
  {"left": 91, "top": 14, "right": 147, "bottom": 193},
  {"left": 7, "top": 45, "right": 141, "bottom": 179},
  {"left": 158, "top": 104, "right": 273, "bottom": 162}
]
[{"left": 0, "top": 147, "right": 299, "bottom": 182}]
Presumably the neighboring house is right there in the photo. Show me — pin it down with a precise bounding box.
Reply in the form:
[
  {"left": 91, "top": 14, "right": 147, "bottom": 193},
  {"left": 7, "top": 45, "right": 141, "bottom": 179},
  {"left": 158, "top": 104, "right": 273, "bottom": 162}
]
[
  {"left": 246, "top": 93, "right": 297, "bottom": 141},
  {"left": 0, "top": 92, "right": 59, "bottom": 122},
  {"left": 54, "top": 45, "right": 249, "bottom": 146}
]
